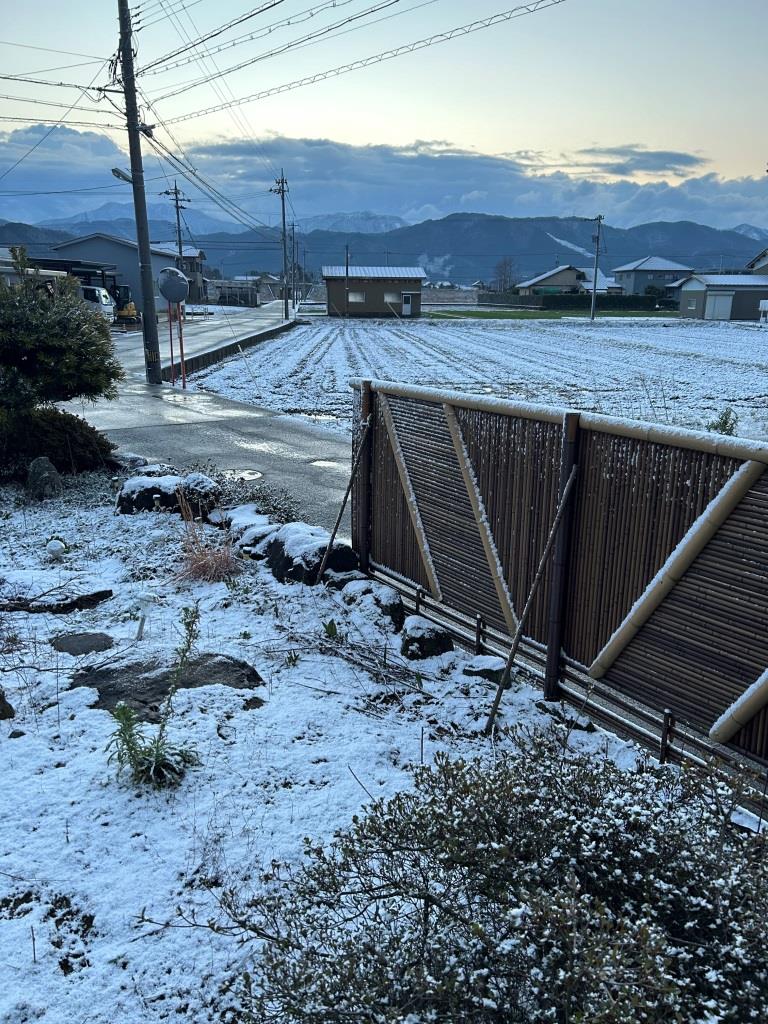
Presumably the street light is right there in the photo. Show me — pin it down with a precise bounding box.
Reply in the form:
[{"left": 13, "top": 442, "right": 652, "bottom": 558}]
[{"left": 111, "top": 167, "right": 133, "bottom": 184}]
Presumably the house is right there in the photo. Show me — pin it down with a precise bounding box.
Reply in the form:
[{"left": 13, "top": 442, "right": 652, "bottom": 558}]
[
  {"left": 322, "top": 266, "right": 427, "bottom": 317},
  {"left": 177, "top": 245, "right": 207, "bottom": 303},
  {"left": 675, "top": 274, "right": 768, "bottom": 320},
  {"left": 746, "top": 248, "right": 768, "bottom": 273},
  {"left": 52, "top": 233, "right": 183, "bottom": 311},
  {"left": 516, "top": 265, "right": 618, "bottom": 296},
  {"left": 611, "top": 257, "right": 693, "bottom": 295}
]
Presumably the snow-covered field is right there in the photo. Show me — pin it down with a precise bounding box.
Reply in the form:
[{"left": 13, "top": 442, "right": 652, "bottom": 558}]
[
  {"left": 0, "top": 473, "right": 640, "bottom": 1024},
  {"left": 190, "top": 316, "right": 768, "bottom": 438}
]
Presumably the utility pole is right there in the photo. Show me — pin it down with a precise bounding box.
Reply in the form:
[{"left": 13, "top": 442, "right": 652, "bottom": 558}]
[
  {"left": 161, "top": 180, "right": 188, "bottom": 270},
  {"left": 117, "top": 0, "right": 161, "bottom": 384},
  {"left": 289, "top": 221, "right": 295, "bottom": 312},
  {"left": 270, "top": 170, "right": 289, "bottom": 320},
  {"left": 590, "top": 214, "right": 604, "bottom": 322},
  {"left": 344, "top": 243, "right": 350, "bottom": 318}
]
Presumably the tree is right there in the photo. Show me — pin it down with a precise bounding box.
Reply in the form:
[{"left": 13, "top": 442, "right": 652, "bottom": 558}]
[
  {"left": 0, "top": 248, "right": 123, "bottom": 416},
  {"left": 494, "top": 256, "right": 517, "bottom": 293},
  {"left": 0, "top": 248, "right": 124, "bottom": 476}
]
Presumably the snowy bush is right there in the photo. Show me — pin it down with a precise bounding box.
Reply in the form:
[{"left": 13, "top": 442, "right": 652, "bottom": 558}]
[{"left": 228, "top": 730, "right": 768, "bottom": 1023}]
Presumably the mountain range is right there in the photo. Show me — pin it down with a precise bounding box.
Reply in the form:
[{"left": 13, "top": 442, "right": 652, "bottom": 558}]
[{"left": 3, "top": 211, "right": 766, "bottom": 284}]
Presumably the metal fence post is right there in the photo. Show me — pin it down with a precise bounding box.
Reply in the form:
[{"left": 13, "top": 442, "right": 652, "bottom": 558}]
[
  {"left": 660, "top": 709, "right": 675, "bottom": 763},
  {"left": 352, "top": 380, "right": 373, "bottom": 573},
  {"left": 543, "top": 412, "right": 580, "bottom": 701}
]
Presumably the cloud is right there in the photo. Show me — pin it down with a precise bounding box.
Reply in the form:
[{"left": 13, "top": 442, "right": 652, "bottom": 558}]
[
  {"left": 575, "top": 144, "right": 709, "bottom": 178},
  {"left": 0, "top": 126, "right": 766, "bottom": 232}
]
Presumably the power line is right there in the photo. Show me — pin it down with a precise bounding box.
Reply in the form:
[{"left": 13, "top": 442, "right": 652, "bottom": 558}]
[
  {"left": 164, "top": 0, "right": 569, "bottom": 124},
  {"left": 0, "top": 116, "right": 122, "bottom": 129},
  {"left": 153, "top": 0, "right": 405, "bottom": 102},
  {"left": 0, "top": 92, "right": 114, "bottom": 114},
  {"left": 0, "top": 39, "right": 104, "bottom": 59},
  {"left": 139, "top": 1, "right": 286, "bottom": 71},
  {"left": 138, "top": 0, "right": 364, "bottom": 76}
]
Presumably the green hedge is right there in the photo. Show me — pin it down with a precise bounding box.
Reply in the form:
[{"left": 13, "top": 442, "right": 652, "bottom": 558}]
[{"left": 0, "top": 407, "right": 116, "bottom": 480}]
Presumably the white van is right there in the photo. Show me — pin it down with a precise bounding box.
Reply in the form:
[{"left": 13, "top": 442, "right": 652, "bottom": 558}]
[{"left": 79, "top": 285, "right": 116, "bottom": 322}]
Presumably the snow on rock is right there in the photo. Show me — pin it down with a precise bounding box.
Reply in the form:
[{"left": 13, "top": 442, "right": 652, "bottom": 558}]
[
  {"left": 401, "top": 614, "right": 454, "bottom": 660},
  {"left": 259, "top": 521, "right": 358, "bottom": 584},
  {"left": 116, "top": 471, "right": 220, "bottom": 517},
  {"left": 462, "top": 654, "right": 508, "bottom": 684},
  {"left": 341, "top": 578, "right": 405, "bottom": 631}
]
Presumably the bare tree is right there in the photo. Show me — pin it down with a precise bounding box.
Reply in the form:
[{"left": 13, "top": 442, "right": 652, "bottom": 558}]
[{"left": 493, "top": 256, "right": 517, "bottom": 293}]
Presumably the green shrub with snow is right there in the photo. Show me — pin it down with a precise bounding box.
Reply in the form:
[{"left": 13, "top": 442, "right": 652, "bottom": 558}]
[{"left": 229, "top": 731, "right": 768, "bottom": 1023}]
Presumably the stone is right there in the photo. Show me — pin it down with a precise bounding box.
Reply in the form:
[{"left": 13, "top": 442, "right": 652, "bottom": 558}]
[
  {"left": 535, "top": 700, "right": 597, "bottom": 733},
  {"left": 8, "top": 729, "right": 25, "bottom": 739},
  {"left": 323, "top": 570, "right": 367, "bottom": 591},
  {"left": 462, "top": 655, "right": 508, "bottom": 686},
  {"left": 0, "top": 688, "right": 15, "bottom": 720},
  {"left": 341, "top": 579, "right": 406, "bottom": 631},
  {"left": 116, "top": 471, "right": 221, "bottom": 518},
  {"left": 26, "top": 457, "right": 62, "bottom": 501},
  {"left": 73, "top": 653, "right": 264, "bottom": 722},
  {"left": 400, "top": 615, "right": 454, "bottom": 660},
  {"left": 259, "top": 522, "right": 358, "bottom": 585},
  {"left": 50, "top": 632, "right": 114, "bottom": 656}
]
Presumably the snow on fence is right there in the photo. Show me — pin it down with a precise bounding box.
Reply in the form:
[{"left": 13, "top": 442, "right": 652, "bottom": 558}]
[{"left": 350, "top": 378, "right": 768, "bottom": 765}]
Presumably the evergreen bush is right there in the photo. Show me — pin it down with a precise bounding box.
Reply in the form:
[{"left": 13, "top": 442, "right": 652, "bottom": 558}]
[{"left": 227, "top": 731, "right": 768, "bottom": 1023}]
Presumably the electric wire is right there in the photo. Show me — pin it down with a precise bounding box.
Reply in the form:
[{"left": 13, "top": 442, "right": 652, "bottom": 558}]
[
  {"left": 163, "top": 0, "right": 568, "bottom": 124},
  {"left": 153, "top": 0, "right": 405, "bottom": 101}
]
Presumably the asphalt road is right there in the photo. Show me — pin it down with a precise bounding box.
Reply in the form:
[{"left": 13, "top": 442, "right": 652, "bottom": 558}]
[{"left": 67, "top": 303, "right": 353, "bottom": 532}]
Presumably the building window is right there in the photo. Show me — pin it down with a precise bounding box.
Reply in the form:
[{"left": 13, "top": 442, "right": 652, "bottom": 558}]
[
  {"left": 348, "top": 291, "right": 365, "bottom": 303},
  {"left": 383, "top": 292, "right": 401, "bottom": 304}
]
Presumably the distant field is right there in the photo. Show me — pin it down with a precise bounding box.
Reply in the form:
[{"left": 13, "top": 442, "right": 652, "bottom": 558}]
[
  {"left": 427, "top": 308, "right": 673, "bottom": 320},
  {"left": 190, "top": 316, "right": 768, "bottom": 439}
]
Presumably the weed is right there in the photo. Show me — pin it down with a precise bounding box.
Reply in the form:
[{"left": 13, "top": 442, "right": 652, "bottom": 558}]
[
  {"left": 284, "top": 650, "right": 300, "bottom": 668},
  {"left": 322, "top": 618, "right": 341, "bottom": 641},
  {"left": 106, "top": 704, "right": 198, "bottom": 788},
  {"left": 175, "top": 490, "right": 241, "bottom": 583},
  {"left": 706, "top": 407, "right": 739, "bottom": 436}
]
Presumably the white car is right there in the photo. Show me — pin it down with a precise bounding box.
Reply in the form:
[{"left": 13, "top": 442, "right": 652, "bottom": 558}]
[{"left": 79, "top": 285, "right": 116, "bottom": 322}]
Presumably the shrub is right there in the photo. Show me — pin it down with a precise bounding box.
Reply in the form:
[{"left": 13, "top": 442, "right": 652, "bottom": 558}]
[
  {"left": 106, "top": 703, "right": 198, "bottom": 788},
  {"left": 0, "top": 406, "right": 116, "bottom": 479},
  {"left": 228, "top": 731, "right": 768, "bottom": 1023},
  {"left": 0, "top": 251, "right": 123, "bottom": 415},
  {"left": 706, "top": 407, "right": 739, "bottom": 436}
]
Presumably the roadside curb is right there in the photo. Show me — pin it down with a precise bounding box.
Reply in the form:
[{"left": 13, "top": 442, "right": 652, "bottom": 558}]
[{"left": 161, "top": 318, "right": 303, "bottom": 382}]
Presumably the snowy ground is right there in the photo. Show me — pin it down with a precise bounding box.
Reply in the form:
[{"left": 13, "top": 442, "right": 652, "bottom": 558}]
[
  {"left": 189, "top": 316, "right": 768, "bottom": 438},
  {"left": 0, "top": 472, "right": 644, "bottom": 1024}
]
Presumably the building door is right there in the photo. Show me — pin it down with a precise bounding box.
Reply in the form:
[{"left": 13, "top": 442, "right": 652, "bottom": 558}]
[
  {"left": 401, "top": 293, "right": 413, "bottom": 317},
  {"left": 704, "top": 292, "right": 734, "bottom": 320}
]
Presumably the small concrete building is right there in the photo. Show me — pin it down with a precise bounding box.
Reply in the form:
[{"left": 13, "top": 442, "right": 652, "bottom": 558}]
[
  {"left": 52, "top": 233, "right": 181, "bottom": 311},
  {"left": 612, "top": 257, "right": 693, "bottom": 295},
  {"left": 676, "top": 274, "right": 768, "bottom": 320},
  {"left": 516, "top": 265, "right": 618, "bottom": 296},
  {"left": 322, "top": 266, "right": 426, "bottom": 317}
]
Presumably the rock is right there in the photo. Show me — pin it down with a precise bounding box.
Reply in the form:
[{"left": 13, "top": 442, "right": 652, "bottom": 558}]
[
  {"left": 8, "top": 729, "right": 25, "bottom": 739},
  {"left": 535, "top": 700, "right": 597, "bottom": 732},
  {"left": 462, "top": 655, "right": 508, "bottom": 685},
  {"left": 237, "top": 522, "right": 279, "bottom": 558},
  {"left": 323, "top": 570, "right": 367, "bottom": 591},
  {"left": 0, "top": 688, "right": 15, "bottom": 720},
  {"left": 46, "top": 539, "right": 67, "bottom": 562},
  {"left": 116, "top": 471, "right": 220, "bottom": 518},
  {"left": 73, "top": 653, "right": 264, "bottom": 722},
  {"left": 400, "top": 615, "right": 454, "bottom": 660},
  {"left": 341, "top": 579, "right": 405, "bottom": 631},
  {"left": 50, "top": 632, "right": 114, "bottom": 656},
  {"left": 26, "top": 457, "right": 62, "bottom": 501},
  {"left": 259, "top": 522, "right": 358, "bottom": 584}
]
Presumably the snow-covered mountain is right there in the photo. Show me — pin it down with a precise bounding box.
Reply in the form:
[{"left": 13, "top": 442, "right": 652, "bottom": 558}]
[
  {"left": 732, "top": 223, "right": 768, "bottom": 243},
  {"left": 296, "top": 211, "right": 409, "bottom": 234}
]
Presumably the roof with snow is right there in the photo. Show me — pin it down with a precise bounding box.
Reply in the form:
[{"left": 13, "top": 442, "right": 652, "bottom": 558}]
[
  {"left": 611, "top": 256, "right": 693, "bottom": 273},
  {"left": 517, "top": 265, "right": 580, "bottom": 288},
  {"left": 746, "top": 247, "right": 768, "bottom": 270},
  {"left": 677, "top": 274, "right": 768, "bottom": 288},
  {"left": 321, "top": 266, "right": 427, "bottom": 280}
]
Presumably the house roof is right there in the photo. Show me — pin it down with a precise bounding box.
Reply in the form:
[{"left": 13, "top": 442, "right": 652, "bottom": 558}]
[
  {"left": 321, "top": 265, "right": 427, "bottom": 280},
  {"left": 677, "top": 274, "right": 768, "bottom": 288},
  {"left": 611, "top": 256, "right": 693, "bottom": 273},
  {"left": 517, "top": 265, "right": 579, "bottom": 289},
  {"left": 52, "top": 232, "right": 181, "bottom": 260},
  {"left": 746, "top": 247, "right": 768, "bottom": 270}
]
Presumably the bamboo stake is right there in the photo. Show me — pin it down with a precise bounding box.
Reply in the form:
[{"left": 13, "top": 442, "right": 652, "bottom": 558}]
[
  {"left": 316, "top": 417, "right": 371, "bottom": 582},
  {"left": 484, "top": 465, "right": 578, "bottom": 736}
]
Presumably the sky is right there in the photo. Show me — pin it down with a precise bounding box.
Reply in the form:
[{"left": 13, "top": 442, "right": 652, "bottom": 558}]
[{"left": 0, "top": 0, "right": 766, "bottom": 229}]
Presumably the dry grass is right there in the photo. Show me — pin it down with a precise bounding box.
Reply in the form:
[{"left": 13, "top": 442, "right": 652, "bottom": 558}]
[{"left": 175, "top": 490, "right": 242, "bottom": 583}]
